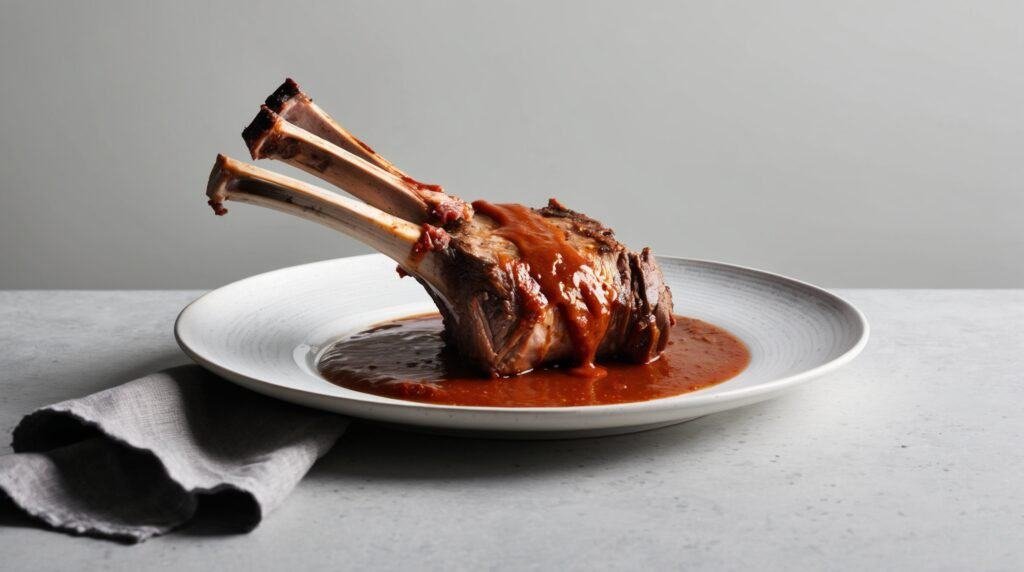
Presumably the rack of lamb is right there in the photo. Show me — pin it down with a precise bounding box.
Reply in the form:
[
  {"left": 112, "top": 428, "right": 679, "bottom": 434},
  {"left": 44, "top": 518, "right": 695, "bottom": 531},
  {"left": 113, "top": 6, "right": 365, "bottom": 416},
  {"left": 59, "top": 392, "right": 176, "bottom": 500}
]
[{"left": 206, "top": 79, "right": 674, "bottom": 377}]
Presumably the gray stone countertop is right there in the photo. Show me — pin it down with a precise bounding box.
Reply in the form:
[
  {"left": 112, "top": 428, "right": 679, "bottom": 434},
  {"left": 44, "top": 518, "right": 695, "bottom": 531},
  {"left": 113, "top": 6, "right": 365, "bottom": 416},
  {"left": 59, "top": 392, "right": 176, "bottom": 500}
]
[{"left": 0, "top": 290, "right": 1021, "bottom": 571}]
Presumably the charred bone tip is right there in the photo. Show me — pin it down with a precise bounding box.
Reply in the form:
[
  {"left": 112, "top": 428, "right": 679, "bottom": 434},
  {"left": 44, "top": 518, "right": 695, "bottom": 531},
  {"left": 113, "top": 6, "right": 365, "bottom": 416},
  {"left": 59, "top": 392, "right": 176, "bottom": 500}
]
[
  {"left": 264, "top": 78, "right": 305, "bottom": 112},
  {"left": 206, "top": 154, "right": 231, "bottom": 215},
  {"left": 242, "top": 105, "right": 282, "bottom": 160}
]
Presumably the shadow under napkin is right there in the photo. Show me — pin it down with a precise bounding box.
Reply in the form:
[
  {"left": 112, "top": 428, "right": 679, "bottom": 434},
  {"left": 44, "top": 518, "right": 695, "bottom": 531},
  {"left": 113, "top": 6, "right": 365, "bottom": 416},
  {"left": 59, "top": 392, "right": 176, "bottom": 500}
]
[{"left": 0, "top": 366, "right": 348, "bottom": 543}]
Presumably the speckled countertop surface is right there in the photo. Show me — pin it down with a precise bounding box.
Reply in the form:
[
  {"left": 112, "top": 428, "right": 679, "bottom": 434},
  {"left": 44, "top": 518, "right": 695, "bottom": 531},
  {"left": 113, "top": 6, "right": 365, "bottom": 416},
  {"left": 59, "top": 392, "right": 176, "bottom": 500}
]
[{"left": 1, "top": 290, "right": 1021, "bottom": 571}]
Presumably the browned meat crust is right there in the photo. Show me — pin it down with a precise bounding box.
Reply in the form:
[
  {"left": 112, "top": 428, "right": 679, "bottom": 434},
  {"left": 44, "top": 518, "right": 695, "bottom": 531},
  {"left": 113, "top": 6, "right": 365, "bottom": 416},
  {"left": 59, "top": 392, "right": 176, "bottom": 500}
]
[{"left": 418, "top": 201, "right": 673, "bottom": 376}]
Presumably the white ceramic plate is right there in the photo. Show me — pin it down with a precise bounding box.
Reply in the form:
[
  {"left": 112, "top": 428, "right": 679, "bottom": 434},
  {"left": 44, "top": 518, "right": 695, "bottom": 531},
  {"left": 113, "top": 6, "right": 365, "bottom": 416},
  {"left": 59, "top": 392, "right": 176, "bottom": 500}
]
[{"left": 175, "top": 254, "right": 868, "bottom": 439}]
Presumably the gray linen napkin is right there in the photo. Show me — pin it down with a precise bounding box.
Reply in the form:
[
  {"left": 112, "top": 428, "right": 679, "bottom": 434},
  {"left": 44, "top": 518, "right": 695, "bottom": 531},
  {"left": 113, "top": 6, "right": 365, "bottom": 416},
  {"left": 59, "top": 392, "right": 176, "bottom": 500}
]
[{"left": 0, "top": 365, "right": 348, "bottom": 542}]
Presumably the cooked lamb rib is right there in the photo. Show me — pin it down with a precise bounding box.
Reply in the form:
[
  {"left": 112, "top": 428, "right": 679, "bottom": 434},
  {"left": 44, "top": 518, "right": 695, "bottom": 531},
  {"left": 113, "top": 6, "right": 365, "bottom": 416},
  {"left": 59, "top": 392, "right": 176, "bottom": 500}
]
[
  {"left": 243, "top": 79, "right": 472, "bottom": 226},
  {"left": 207, "top": 79, "right": 673, "bottom": 377}
]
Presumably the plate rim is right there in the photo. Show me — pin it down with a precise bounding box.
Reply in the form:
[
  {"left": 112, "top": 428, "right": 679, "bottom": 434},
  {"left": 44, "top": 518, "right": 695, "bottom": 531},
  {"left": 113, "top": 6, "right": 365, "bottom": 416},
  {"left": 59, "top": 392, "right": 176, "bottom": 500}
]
[{"left": 175, "top": 254, "right": 869, "bottom": 416}]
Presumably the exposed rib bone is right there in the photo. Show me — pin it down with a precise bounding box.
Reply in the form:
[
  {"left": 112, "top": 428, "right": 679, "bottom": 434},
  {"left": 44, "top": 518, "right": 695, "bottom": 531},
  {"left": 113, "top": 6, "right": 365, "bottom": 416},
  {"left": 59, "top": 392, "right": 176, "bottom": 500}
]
[
  {"left": 246, "top": 80, "right": 473, "bottom": 225},
  {"left": 206, "top": 154, "right": 423, "bottom": 265},
  {"left": 242, "top": 107, "right": 432, "bottom": 224},
  {"left": 261, "top": 79, "right": 412, "bottom": 182}
]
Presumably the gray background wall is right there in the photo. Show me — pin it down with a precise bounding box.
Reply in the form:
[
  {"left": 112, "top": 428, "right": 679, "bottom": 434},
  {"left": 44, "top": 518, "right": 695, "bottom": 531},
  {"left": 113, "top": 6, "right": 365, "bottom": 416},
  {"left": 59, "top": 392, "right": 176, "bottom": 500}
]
[{"left": 1, "top": 1, "right": 1020, "bottom": 289}]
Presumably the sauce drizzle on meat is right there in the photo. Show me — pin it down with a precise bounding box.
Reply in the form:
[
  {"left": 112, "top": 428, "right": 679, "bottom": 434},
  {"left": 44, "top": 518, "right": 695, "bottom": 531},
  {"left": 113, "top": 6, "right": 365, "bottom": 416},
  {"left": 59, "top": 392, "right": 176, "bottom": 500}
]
[
  {"left": 471, "top": 201, "right": 615, "bottom": 375},
  {"left": 318, "top": 314, "right": 750, "bottom": 407}
]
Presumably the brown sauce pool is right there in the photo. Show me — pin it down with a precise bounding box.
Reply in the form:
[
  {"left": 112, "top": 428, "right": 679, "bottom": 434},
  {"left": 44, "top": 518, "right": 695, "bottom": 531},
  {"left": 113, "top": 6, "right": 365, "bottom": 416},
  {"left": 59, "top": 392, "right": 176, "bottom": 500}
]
[{"left": 317, "top": 314, "right": 750, "bottom": 407}]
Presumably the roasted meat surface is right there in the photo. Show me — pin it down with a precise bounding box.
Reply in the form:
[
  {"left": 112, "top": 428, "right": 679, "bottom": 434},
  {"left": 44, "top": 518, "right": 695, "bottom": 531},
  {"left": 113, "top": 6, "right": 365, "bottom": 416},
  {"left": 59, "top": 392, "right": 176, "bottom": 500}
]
[
  {"left": 426, "top": 200, "right": 673, "bottom": 376},
  {"left": 206, "top": 79, "right": 673, "bottom": 377}
]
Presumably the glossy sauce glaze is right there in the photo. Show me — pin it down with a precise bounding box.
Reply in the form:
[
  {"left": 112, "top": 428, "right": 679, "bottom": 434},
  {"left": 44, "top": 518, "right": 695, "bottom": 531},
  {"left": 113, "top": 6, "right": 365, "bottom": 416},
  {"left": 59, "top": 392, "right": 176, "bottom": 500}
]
[
  {"left": 471, "top": 201, "right": 615, "bottom": 374},
  {"left": 318, "top": 314, "right": 750, "bottom": 407}
]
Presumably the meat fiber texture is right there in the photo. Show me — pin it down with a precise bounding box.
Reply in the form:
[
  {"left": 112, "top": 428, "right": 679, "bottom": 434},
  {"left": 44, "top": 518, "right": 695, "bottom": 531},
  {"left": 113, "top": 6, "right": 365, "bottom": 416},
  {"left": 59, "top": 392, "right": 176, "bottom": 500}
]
[{"left": 423, "top": 200, "right": 673, "bottom": 377}]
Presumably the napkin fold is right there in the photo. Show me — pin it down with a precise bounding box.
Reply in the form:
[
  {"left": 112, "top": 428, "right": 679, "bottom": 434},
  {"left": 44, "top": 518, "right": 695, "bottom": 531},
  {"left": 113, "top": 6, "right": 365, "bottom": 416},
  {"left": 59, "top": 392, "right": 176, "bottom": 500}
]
[{"left": 0, "top": 365, "right": 348, "bottom": 542}]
